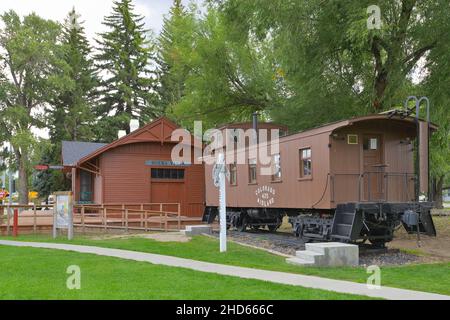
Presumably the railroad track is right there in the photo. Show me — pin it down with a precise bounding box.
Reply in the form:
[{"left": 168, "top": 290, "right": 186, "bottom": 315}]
[{"left": 210, "top": 229, "right": 419, "bottom": 266}]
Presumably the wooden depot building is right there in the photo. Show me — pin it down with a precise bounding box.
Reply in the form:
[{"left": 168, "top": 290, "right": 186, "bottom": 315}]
[{"left": 62, "top": 117, "right": 205, "bottom": 217}]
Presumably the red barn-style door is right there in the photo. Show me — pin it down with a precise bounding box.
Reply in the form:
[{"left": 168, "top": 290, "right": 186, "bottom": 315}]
[{"left": 150, "top": 167, "right": 185, "bottom": 213}]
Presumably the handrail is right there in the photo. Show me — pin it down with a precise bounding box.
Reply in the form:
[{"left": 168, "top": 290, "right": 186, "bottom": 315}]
[
  {"left": 331, "top": 172, "right": 417, "bottom": 203},
  {"left": 0, "top": 204, "right": 54, "bottom": 209}
]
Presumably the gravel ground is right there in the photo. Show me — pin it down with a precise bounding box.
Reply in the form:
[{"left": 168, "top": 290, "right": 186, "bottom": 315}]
[{"left": 212, "top": 229, "right": 422, "bottom": 266}]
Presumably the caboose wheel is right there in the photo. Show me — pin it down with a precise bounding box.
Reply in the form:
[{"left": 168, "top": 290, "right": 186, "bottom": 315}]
[
  {"left": 237, "top": 216, "right": 248, "bottom": 232},
  {"left": 369, "top": 239, "right": 386, "bottom": 248}
]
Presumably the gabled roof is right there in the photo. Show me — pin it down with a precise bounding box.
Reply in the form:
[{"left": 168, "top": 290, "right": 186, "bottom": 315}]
[
  {"left": 62, "top": 141, "right": 107, "bottom": 167},
  {"left": 76, "top": 117, "right": 184, "bottom": 166}
]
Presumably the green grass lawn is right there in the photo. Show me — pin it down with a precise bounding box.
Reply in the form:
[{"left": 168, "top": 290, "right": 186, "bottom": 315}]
[
  {"left": 1, "top": 234, "right": 449, "bottom": 296},
  {"left": 0, "top": 245, "right": 368, "bottom": 300}
]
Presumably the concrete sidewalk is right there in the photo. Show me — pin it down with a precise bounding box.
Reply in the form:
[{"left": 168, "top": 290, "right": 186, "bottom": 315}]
[{"left": 0, "top": 240, "right": 448, "bottom": 300}]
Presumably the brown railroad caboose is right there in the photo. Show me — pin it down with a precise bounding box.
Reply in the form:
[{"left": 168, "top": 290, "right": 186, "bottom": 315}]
[
  {"left": 62, "top": 117, "right": 205, "bottom": 217},
  {"left": 204, "top": 114, "right": 437, "bottom": 246}
]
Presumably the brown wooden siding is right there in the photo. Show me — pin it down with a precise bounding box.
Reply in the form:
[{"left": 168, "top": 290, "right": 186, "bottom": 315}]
[
  {"left": 330, "top": 120, "right": 416, "bottom": 204},
  {"left": 96, "top": 142, "right": 204, "bottom": 217},
  {"left": 206, "top": 118, "right": 422, "bottom": 211},
  {"left": 206, "top": 129, "right": 332, "bottom": 210}
]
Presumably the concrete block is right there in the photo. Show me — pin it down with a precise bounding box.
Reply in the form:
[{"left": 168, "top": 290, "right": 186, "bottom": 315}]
[
  {"left": 295, "top": 250, "right": 323, "bottom": 263},
  {"left": 286, "top": 257, "right": 315, "bottom": 266},
  {"left": 183, "top": 225, "right": 212, "bottom": 236},
  {"left": 306, "top": 242, "right": 359, "bottom": 267},
  {"left": 287, "top": 242, "right": 359, "bottom": 267}
]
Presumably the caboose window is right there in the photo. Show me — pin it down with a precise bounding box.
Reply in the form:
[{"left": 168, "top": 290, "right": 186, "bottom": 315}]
[
  {"left": 300, "top": 148, "right": 312, "bottom": 178},
  {"left": 248, "top": 159, "right": 257, "bottom": 184},
  {"left": 272, "top": 154, "right": 282, "bottom": 182},
  {"left": 229, "top": 163, "right": 237, "bottom": 186},
  {"left": 363, "top": 138, "right": 378, "bottom": 150}
]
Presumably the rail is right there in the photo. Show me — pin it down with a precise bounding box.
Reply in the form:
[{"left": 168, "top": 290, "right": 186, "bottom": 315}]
[
  {"left": 73, "top": 203, "right": 182, "bottom": 233},
  {"left": 0, "top": 202, "right": 183, "bottom": 234},
  {"left": 331, "top": 172, "right": 416, "bottom": 204},
  {"left": 0, "top": 204, "right": 55, "bottom": 235}
]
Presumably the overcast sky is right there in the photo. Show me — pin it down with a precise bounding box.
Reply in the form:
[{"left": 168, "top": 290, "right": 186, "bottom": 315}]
[{"left": 0, "top": 0, "right": 199, "bottom": 43}]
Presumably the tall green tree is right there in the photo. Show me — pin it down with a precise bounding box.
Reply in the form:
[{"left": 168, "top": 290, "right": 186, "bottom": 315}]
[
  {"left": 170, "top": 7, "right": 280, "bottom": 129},
  {"left": 214, "top": 0, "right": 450, "bottom": 130},
  {"left": 421, "top": 29, "right": 450, "bottom": 208},
  {"left": 0, "top": 11, "right": 65, "bottom": 204},
  {"left": 95, "top": 0, "right": 157, "bottom": 141},
  {"left": 35, "top": 8, "right": 98, "bottom": 197},
  {"left": 156, "top": 0, "right": 196, "bottom": 112},
  {"left": 49, "top": 8, "right": 98, "bottom": 144}
]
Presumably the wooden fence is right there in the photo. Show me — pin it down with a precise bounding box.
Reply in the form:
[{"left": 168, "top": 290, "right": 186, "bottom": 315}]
[
  {"left": 73, "top": 203, "right": 182, "bottom": 232},
  {"left": 0, "top": 204, "right": 55, "bottom": 235},
  {"left": 0, "top": 203, "right": 185, "bottom": 234}
]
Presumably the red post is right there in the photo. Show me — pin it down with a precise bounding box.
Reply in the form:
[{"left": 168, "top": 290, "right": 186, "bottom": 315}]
[{"left": 13, "top": 209, "right": 19, "bottom": 237}]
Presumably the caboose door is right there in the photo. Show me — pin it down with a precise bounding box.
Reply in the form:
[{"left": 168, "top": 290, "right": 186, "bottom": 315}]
[{"left": 362, "top": 134, "right": 385, "bottom": 201}]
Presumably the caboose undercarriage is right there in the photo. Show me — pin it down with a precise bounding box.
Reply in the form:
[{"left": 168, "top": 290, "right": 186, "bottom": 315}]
[{"left": 203, "top": 202, "right": 437, "bottom": 248}]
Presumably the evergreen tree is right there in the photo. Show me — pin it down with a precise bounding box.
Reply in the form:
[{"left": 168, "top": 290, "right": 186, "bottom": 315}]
[
  {"left": 156, "top": 0, "right": 195, "bottom": 112},
  {"left": 38, "top": 8, "right": 97, "bottom": 197},
  {"left": 95, "top": 0, "right": 157, "bottom": 141},
  {"left": 49, "top": 8, "right": 98, "bottom": 144}
]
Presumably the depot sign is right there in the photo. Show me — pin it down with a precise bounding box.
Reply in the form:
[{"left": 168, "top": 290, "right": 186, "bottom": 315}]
[
  {"left": 34, "top": 165, "right": 49, "bottom": 171},
  {"left": 34, "top": 165, "right": 64, "bottom": 171}
]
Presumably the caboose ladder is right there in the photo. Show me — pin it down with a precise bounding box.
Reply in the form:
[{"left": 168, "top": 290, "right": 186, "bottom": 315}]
[{"left": 330, "top": 203, "right": 362, "bottom": 242}]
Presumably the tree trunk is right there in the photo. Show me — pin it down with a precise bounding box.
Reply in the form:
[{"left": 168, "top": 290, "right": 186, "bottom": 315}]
[
  {"left": 433, "top": 175, "right": 444, "bottom": 209},
  {"left": 373, "top": 71, "right": 388, "bottom": 112},
  {"left": 16, "top": 150, "right": 29, "bottom": 205}
]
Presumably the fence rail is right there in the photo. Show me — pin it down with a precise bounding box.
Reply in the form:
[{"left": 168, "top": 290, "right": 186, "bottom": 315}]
[
  {"left": 1, "top": 202, "right": 183, "bottom": 235},
  {"left": 0, "top": 204, "right": 55, "bottom": 235},
  {"left": 73, "top": 203, "right": 182, "bottom": 233}
]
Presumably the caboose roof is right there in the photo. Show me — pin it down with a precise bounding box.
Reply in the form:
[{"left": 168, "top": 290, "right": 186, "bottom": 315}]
[{"left": 280, "top": 114, "right": 437, "bottom": 142}]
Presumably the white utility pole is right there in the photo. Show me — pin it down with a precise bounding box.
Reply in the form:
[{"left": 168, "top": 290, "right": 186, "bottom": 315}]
[{"left": 213, "top": 153, "right": 228, "bottom": 253}]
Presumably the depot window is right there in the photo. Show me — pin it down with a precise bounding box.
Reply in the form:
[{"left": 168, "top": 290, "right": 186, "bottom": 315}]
[
  {"left": 300, "top": 148, "right": 312, "bottom": 178},
  {"left": 151, "top": 168, "right": 185, "bottom": 180}
]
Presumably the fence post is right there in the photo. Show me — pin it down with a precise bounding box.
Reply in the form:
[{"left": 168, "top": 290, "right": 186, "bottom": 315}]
[
  {"left": 81, "top": 206, "right": 85, "bottom": 234},
  {"left": 103, "top": 206, "right": 107, "bottom": 232},
  {"left": 178, "top": 204, "right": 181, "bottom": 231},
  {"left": 33, "top": 204, "right": 37, "bottom": 234},
  {"left": 164, "top": 212, "right": 168, "bottom": 232},
  {"left": 145, "top": 211, "right": 148, "bottom": 232},
  {"left": 125, "top": 209, "right": 129, "bottom": 233},
  {"left": 121, "top": 204, "right": 125, "bottom": 226},
  {"left": 13, "top": 208, "right": 18, "bottom": 237},
  {"left": 6, "top": 206, "right": 10, "bottom": 236}
]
